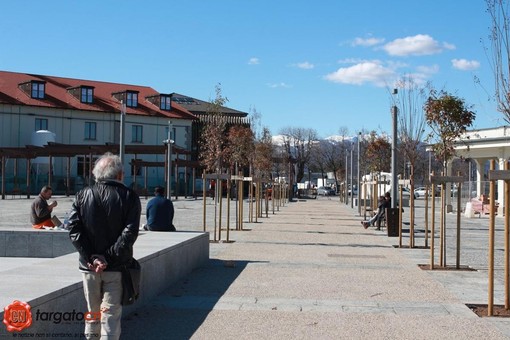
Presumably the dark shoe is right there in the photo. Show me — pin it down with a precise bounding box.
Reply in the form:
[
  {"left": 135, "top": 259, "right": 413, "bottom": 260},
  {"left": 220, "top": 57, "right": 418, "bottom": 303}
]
[{"left": 375, "top": 227, "right": 381, "bottom": 230}]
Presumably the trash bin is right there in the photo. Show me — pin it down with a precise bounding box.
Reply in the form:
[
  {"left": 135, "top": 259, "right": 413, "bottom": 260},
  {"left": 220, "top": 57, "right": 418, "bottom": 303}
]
[{"left": 386, "top": 208, "right": 399, "bottom": 237}]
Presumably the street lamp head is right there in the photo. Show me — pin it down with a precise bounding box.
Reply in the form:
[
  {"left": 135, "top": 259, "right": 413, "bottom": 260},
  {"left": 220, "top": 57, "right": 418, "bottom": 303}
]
[{"left": 163, "top": 139, "right": 175, "bottom": 145}]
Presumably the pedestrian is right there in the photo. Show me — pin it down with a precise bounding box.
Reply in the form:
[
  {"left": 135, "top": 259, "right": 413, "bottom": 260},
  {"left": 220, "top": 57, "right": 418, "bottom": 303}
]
[
  {"left": 30, "top": 186, "right": 58, "bottom": 229},
  {"left": 361, "top": 195, "right": 386, "bottom": 229},
  {"left": 68, "top": 153, "right": 141, "bottom": 339},
  {"left": 144, "top": 186, "right": 176, "bottom": 231},
  {"left": 363, "top": 192, "right": 391, "bottom": 230}
]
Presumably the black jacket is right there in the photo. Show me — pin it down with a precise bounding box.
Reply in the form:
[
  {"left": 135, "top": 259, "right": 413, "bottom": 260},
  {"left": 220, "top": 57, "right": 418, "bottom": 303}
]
[{"left": 68, "top": 180, "right": 141, "bottom": 272}]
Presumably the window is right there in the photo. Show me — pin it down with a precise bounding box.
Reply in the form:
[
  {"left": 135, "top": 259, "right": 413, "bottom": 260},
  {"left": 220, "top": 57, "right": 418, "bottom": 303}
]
[
  {"left": 35, "top": 118, "right": 48, "bottom": 131},
  {"left": 81, "top": 87, "right": 94, "bottom": 103},
  {"left": 31, "top": 82, "right": 45, "bottom": 99},
  {"left": 127, "top": 92, "right": 138, "bottom": 107},
  {"left": 160, "top": 95, "right": 171, "bottom": 110},
  {"left": 84, "top": 122, "right": 97, "bottom": 140},
  {"left": 132, "top": 125, "right": 143, "bottom": 143}
]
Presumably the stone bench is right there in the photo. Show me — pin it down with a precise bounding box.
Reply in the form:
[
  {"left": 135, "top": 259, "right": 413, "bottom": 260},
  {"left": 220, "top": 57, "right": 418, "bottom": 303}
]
[
  {"left": 0, "top": 230, "right": 76, "bottom": 258},
  {"left": 0, "top": 231, "right": 209, "bottom": 336}
]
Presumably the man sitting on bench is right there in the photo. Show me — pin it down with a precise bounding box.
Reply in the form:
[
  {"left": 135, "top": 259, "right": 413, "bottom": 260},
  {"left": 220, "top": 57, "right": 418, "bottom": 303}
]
[
  {"left": 31, "top": 186, "right": 58, "bottom": 229},
  {"left": 361, "top": 192, "right": 391, "bottom": 230}
]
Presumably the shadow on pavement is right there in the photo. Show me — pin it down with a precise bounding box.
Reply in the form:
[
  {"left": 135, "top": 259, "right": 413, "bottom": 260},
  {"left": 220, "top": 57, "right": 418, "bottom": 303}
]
[{"left": 122, "top": 259, "right": 265, "bottom": 339}]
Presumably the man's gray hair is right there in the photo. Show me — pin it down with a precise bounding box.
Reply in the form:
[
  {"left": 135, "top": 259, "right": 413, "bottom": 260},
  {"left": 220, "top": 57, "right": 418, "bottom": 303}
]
[{"left": 93, "top": 153, "right": 123, "bottom": 180}]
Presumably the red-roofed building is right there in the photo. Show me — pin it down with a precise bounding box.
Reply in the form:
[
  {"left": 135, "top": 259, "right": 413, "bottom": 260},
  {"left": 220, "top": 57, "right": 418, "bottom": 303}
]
[{"left": 0, "top": 71, "right": 202, "bottom": 193}]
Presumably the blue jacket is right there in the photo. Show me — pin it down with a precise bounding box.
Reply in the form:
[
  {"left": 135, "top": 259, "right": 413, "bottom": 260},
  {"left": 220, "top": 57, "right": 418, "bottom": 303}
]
[{"left": 146, "top": 194, "right": 175, "bottom": 231}]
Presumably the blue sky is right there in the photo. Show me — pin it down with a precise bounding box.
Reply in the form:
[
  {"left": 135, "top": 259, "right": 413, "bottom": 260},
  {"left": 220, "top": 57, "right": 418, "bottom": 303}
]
[{"left": 0, "top": 1, "right": 499, "bottom": 139}]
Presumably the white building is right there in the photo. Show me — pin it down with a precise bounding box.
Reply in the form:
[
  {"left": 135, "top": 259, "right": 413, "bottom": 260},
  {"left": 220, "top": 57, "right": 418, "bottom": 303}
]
[{"left": 0, "top": 71, "right": 197, "bottom": 194}]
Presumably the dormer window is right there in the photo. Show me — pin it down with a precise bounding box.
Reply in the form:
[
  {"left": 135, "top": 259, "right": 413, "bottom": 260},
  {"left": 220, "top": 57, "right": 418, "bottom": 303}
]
[
  {"left": 81, "top": 87, "right": 94, "bottom": 103},
  {"left": 112, "top": 90, "right": 139, "bottom": 108},
  {"left": 68, "top": 86, "right": 94, "bottom": 103},
  {"left": 19, "top": 80, "right": 46, "bottom": 99},
  {"left": 160, "top": 95, "right": 172, "bottom": 110},
  {"left": 32, "top": 82, "right": 45, "bottom": 99},
  {"left": 126, "top": 91, "right": 138, "bottom": 107},
  {"left": 67, "top": 85, "right": 94, "bottom": 104},
  {"left": 145, "top": 93, "right": 172, "bottom": 111}
]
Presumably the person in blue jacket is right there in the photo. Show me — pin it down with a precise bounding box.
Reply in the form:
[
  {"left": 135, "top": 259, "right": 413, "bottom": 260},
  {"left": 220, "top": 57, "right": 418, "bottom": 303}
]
[{"left": 144, "top": 186, "right": 176, "bottom": 231}]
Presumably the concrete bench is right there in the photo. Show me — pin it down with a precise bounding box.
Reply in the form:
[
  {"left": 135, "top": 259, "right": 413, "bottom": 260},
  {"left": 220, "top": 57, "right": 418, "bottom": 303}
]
[
  {"left": 0, "top": 231, "right": 209, "bottom": 336},
  {"left": 0, "top": 230, "right": 76, "bottom": 258}
]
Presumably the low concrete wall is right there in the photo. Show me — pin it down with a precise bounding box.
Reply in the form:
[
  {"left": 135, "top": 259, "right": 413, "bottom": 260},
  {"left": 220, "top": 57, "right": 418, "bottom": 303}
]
[
  {"left": 0, "top": 231, "right": 209, "bottom": 337},
  {"left": 0, "top": 230, "right": 75, "bottom": 257}
]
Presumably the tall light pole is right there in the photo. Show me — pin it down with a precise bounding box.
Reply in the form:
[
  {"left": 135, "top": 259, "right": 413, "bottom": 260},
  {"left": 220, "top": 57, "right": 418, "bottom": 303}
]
[
  {"left": 345, "top": 152, "right": 348, "bottom": 205},
  {"left": 357, "top": 131, "right": 361, "bottom": 215},
  {"left": 350, "top": 144, "right": 353, "bottom": 208},
  {"left": 165, "top": 120, "right": 174, "bottom": 200},
  {"left": 391, "top": 89, "right": 398, "bottom": 208},
  {"left": 119, "top": 100, "right": 126, "bottom": 167}
]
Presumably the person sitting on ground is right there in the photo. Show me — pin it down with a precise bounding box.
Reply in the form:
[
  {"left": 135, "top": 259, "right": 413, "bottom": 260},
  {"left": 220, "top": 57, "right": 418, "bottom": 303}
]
[
  {"left": 31, "top": 185, "right": 58, "bottom": 229},
  {"left": 361, "top": 195, "right": 386, "bottom": 230},
  {"left": 144, "top": 186, "right": 176, "bottom": 231}
]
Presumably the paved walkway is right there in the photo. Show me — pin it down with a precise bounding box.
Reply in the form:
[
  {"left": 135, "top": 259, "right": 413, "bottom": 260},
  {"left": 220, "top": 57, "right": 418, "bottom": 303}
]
[
  {"left": 2, "top": 194, "right": 510, "bottom": 339},
  {"left": 116, "top": 196, "right": 510, "bottom": 339}
]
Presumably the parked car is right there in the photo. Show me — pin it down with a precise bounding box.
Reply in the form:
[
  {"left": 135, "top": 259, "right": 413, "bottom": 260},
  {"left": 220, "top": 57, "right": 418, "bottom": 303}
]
[
  {"left": 401, "top": 187, "right": 417, "bottom": 199},
  {"left": 317, "top": 186, "right": 335, "bottom": 196},
  {"left": 414, "top": 187, "right": 427, "bottom": 198},
  {"left": 348, "top": 185, "right": 358, "bottom": 196}
]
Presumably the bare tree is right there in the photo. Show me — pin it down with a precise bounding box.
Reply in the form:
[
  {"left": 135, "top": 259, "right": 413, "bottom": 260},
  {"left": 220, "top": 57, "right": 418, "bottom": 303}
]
[
  {"left": 199, "top": 84, "right": 229, "bottom": 173},
  {"left": 309, "top": 139, "right": 343, "bottom": 188},
  {"left": 393, "top": 75, "right": 429, "bottom": 246},
  {"left": 279, "top": 127, "right": 318, "bottom": 183},
  {"left": 253, "top": 127, "right": 274, "bottom": 181},
  {"left": 225, "top": 125, "right": 254, "bottom": 172},
  {"left": 486, "top": 0, "right": 510, "bottom": 121}
]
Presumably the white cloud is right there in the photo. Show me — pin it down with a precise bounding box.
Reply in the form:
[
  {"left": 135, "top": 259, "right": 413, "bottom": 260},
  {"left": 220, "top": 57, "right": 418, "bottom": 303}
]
[
  {"left": 267, "top": 82, "right": 291, "bottom": 88},
  {"left": 352, "top": 37, "right": 385, "bottom": 47},
  {"left": 248, "top": 57, "right": 260, "bottom": 65},
  {"left": 383, "top": 34, "right": 455, "bottom": 56},
  {"left": 324, "top": 61, "right": 396, "bottom": 87},
  {"left": 416, "top": 64, "right": 440, "bottom": 74},
  {"left": 452, "top": 58, "right": 480, "bottom": 70},
  {"left": 295, "top": 61, "right": 315, "bottom": 69}
]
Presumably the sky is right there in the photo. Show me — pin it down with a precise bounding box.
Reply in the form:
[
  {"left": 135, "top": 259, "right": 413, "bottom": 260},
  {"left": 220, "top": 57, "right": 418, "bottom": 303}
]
[{"left": 0, "top": 1, "right": 502, "bottom": 139}]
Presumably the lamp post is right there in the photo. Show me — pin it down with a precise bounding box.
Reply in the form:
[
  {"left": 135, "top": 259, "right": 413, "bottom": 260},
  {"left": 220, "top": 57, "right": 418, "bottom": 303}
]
[
  {"left": 357, "top": 131, "right": 361, "bottom": 215},
  {"left": 345, "top": 152, "right": 348, "bottom": 205},
  {"left": 119, "top": 101, "right": 126, "bottom": 166},
  {"left": 350, "top": 143, "right": 354, "bottom": 208},
  {"left": 164, "top": 120, "right": 174, "bottom": 200},
  {"left": 391, "top": 89, "right": 398, "bottom": 208}
]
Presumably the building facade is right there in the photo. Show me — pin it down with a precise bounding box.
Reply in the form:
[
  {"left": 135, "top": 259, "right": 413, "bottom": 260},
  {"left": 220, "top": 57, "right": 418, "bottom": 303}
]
[{"left": 0, "top": 71, "right": 199, "bottom": 194}]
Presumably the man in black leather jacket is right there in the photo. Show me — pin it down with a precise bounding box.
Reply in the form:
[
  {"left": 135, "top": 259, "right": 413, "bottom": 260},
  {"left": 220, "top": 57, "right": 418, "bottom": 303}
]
[{"left": 68, "top": 153, "right": 141, "bottom": 340}]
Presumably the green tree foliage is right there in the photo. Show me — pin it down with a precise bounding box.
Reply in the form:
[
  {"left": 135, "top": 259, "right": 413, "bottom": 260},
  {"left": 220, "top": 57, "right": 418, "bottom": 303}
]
[{"left": 424, "top": 90, "right": 475, "bottom": 169}]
